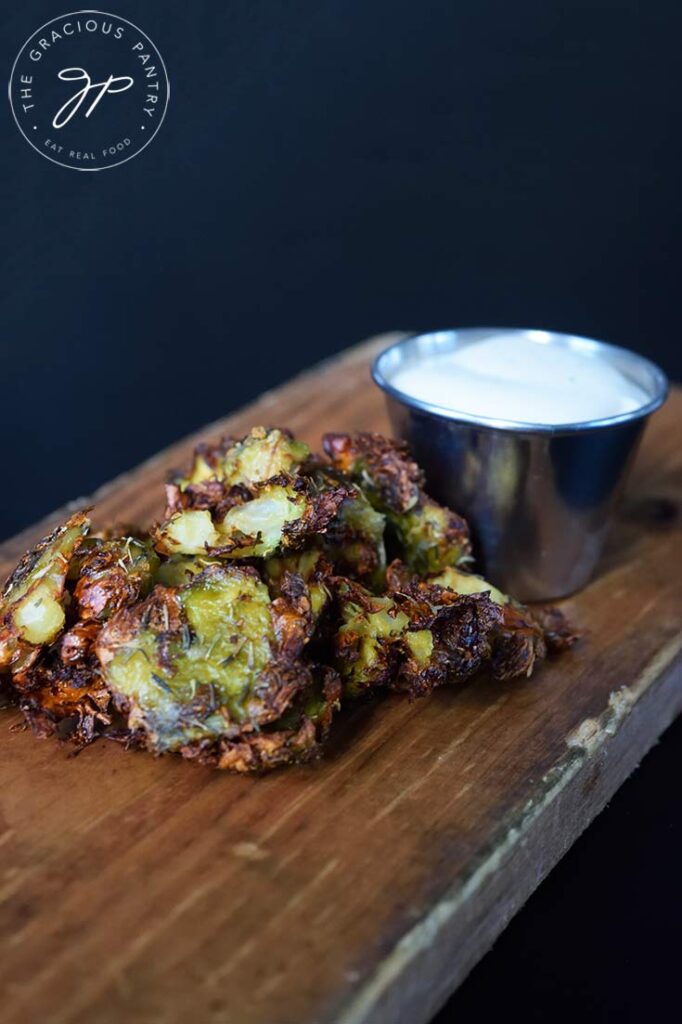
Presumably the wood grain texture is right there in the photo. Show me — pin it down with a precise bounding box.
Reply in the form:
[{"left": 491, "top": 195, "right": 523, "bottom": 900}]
[{"left": 0, "top": 334, "right": 680, "bottom": 1024}]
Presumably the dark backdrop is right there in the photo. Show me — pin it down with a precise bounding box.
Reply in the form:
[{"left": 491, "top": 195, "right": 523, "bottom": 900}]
[{"left": 1, "top": 2, "right": 679, "bottom": 1021}]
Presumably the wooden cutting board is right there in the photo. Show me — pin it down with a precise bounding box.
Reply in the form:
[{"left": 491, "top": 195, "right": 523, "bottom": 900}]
[{"left": 1, "top": 334, "right": 680, "bottom": 1024}]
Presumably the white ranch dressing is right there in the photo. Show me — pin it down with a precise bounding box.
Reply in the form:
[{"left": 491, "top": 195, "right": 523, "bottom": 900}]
[{"left": 391, "top": 333, "right": 648, "bottom": 425}]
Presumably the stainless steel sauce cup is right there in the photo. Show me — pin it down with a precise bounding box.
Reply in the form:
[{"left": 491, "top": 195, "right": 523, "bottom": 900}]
[{"left": 372, "top": 328, "right": 669, "bottom": 601}]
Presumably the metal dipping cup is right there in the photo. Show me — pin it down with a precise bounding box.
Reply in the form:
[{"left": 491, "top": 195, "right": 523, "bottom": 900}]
[{"left": 372, "top": 329, "right": 669, "bottom": 601}]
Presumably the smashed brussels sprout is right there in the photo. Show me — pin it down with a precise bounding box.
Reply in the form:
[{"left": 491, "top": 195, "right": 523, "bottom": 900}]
[
  {"left": 98, "top": 566, "right": 286, "bottom": 749},
  {"left": 323, "top": 432, "right": 471, "bottom": 573},
  {"left": 175, "top": 427, "right": 310, "bottom": 491},
  {"left": 0, "top": 512, "right": 88, "bottom": 672}
]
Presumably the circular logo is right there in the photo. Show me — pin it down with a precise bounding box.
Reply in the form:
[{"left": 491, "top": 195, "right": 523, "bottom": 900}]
[{"left": 8, "top": 10, "right": 169, "bottom": 171}]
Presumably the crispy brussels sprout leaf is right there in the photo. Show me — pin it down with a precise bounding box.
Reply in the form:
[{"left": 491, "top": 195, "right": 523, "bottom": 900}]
[
  {"left": 429, "top": 567, "right": 579, "bottom": 673},
  {"left": 0, "top": 512, "right": 89, "bottom": 672},
  {"left": 491, "top": 603, "right": 547, "bottom": 680},
  {"left": 531, "top": 605, "right": 580, "bottom": 653},
  {"left": 487, "top": 598, "right": 576, "bottom": 680},
  {"left": 15, "top": 622, "right": 111, "bottom": 746},
  {"left": 18, "top": 670, "right": 111, "bottom": 745},
  {"left": 74, "top": 537, "right": 159, "bottom": 621},
  {"left": 398, "top": 592, "right": 502, "bottom": 696},
  {"left": 97, "top": 565, "right": 311, "bottom": 753},
  {"left": 180, "top": 666, "right": 342, "bottom": 772},
  {"left": 323, "top": 432, "right": 471, "bottom": 574}
]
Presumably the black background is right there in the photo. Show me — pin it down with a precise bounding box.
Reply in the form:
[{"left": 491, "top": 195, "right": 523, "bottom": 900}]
[{"left": 0, "top": 2, "right": 679, "bottom": 1020}]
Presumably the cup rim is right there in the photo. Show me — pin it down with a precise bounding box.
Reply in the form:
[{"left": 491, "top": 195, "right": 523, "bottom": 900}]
[{"left": 371, "top": 328, "right": 670, "bottom": 434}]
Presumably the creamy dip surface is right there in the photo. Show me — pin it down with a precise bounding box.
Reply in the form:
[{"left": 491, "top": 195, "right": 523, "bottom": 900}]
[{"left": 390, "top": 333, "right": 648, "bottom": 425}]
